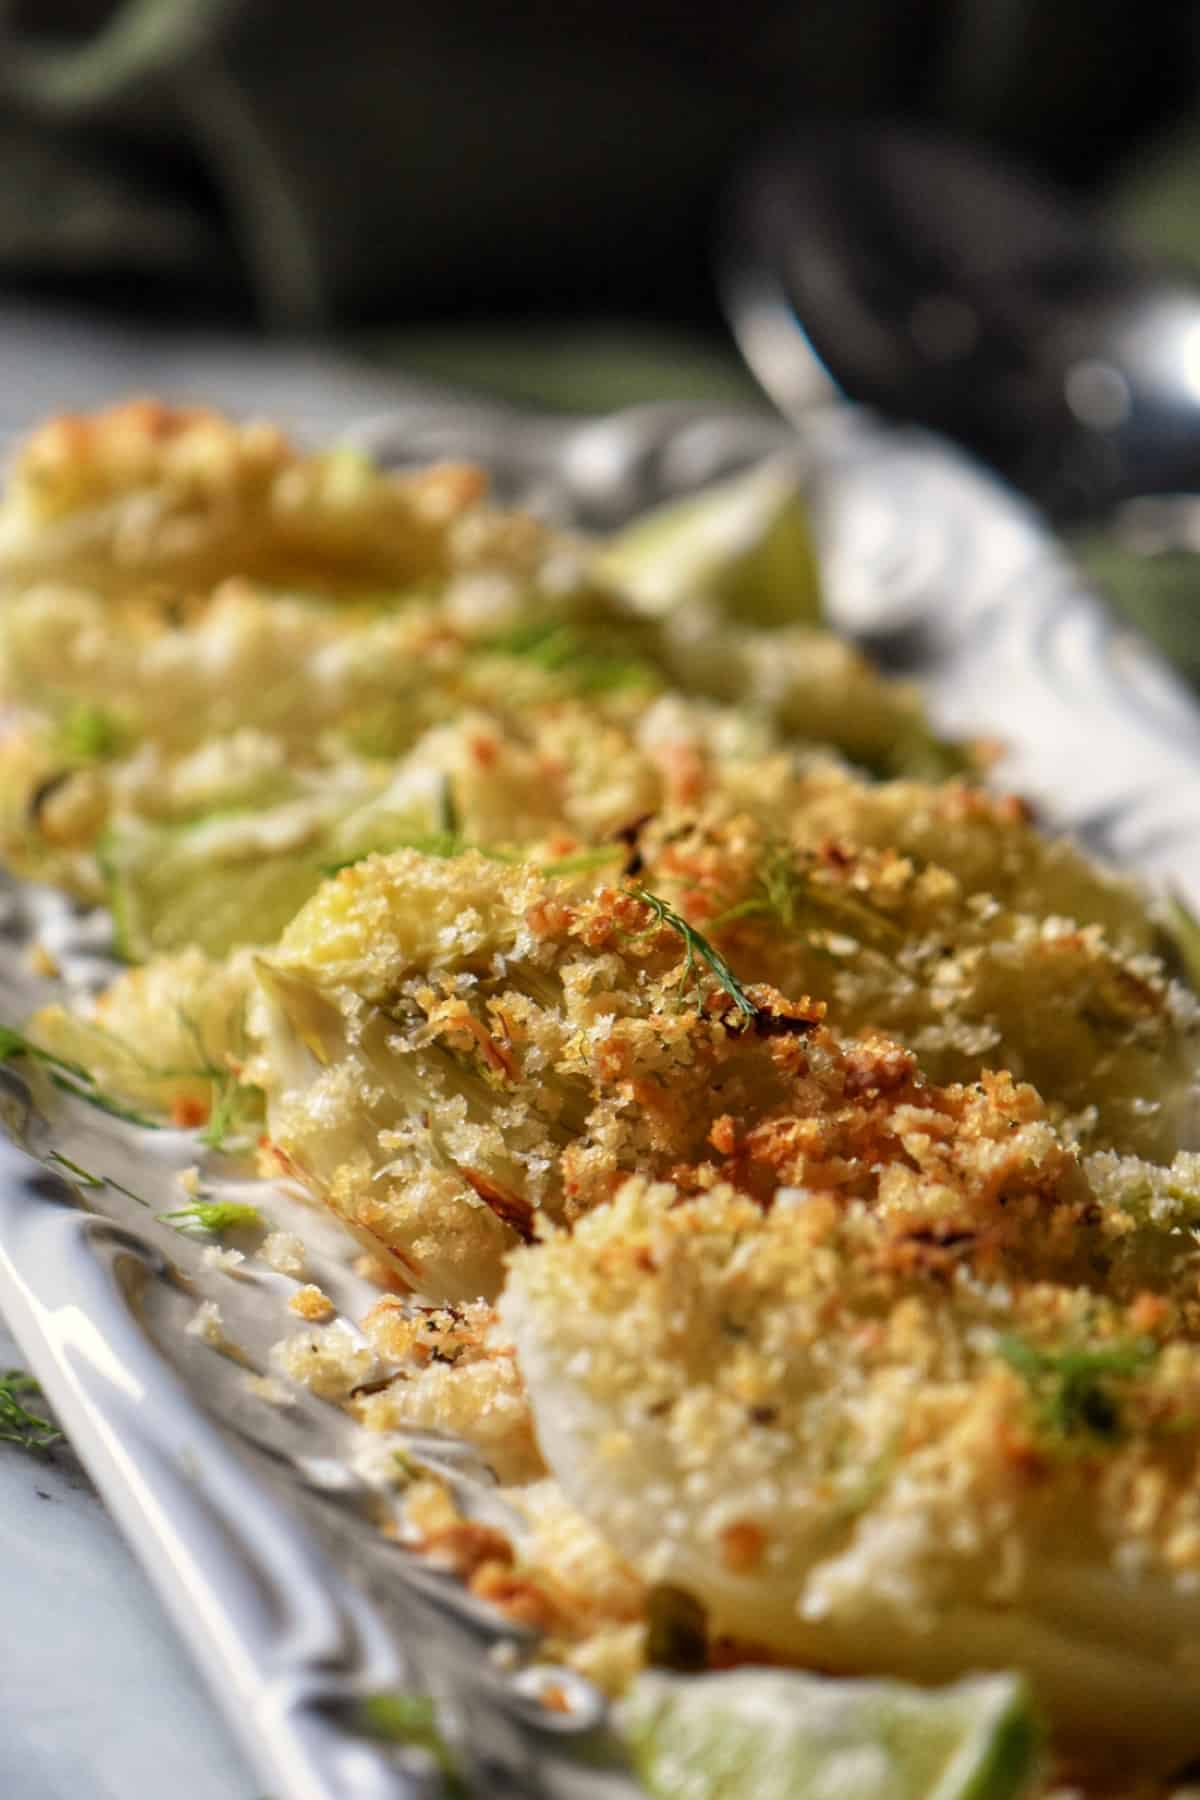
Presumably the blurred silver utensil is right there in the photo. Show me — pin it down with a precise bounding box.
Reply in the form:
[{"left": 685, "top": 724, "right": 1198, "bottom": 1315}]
[{"left": 721, "top": 121, "right": 1200, "bottom": 526}]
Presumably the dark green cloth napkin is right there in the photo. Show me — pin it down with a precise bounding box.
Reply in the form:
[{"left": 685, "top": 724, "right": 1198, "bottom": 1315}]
[
  {"left": 0, "top": 0, "right": 921, "bottom": 331},
  {"left": 2, "top": 0, "right": 1188, "bottom": 333}
]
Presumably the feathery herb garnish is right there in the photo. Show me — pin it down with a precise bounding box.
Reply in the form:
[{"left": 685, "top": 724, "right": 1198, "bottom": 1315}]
[
  {"left": 46, "top": 1150, "right": 147, "bottom": 1207},
  {"left": 710, "top": 844, "right": 901, "bottom": 949},
  {"left": 174, "top": 1007, "right": 259, "bottom": 1151},
  {"left": 0, "top": 1023, "right": 160, "bottom": 1128},
  {"left": 539, "top": 845, "right": 625, "bottom": 877},
  {"left": 997, "top": 1333, "right": 1158, "bottom": 1443},
  {"left": 49, "top": 1073, "right": 160, "bottom": 1128},
  {"left": 199, "top": 1073, "right": 261, "bottom": 1152},
  {"left": 0, "top": 1025, "right": 87, "bottom": 1080},
  {"left": 630, "top": 886, "right": 760, "bottom": 1022},
  {"left": 0, "top": 1369, "right": 61, "bottom": 1453},
  {"left": 47, "top": 1151, "right": 103, "bottom": 1186},
  {"left": 158, "top": 1199, "right": 262, "bottom": 1234}
]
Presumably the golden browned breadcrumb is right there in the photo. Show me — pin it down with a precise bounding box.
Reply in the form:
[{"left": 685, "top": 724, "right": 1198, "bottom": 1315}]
[
  {"left": 354, "top": 1296, "right": 542, "bottom": 1484},
  {"left": 287, "top": 1283, "right": 335, "bottom": 1322},
  {"left": 270, "top": 1321, "right": 377, "bottom": 1399},
  {"left": 242, "top": 830, "right": 1194, "bottom": 1302}
]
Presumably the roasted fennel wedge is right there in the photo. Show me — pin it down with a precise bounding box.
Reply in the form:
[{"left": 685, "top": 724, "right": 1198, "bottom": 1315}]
[
  {"left": 246, "top": 835, "right": 1200, "bottom": 1283},
  {"left": 502, "top": 1169, "right": 1200, "bottom": 1768},
  {"left": 247, "top": 843, "right": 841, "bottom": 1299}
]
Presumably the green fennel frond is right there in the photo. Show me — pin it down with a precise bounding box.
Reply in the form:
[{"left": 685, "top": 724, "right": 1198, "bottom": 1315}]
[
  {"left": 0, "top": 1024, "right": 159, "bottom": 1129},
  {"left": 0, "top": 1370, "right": 61, "bottom": 1452},
  {"left": 1161, "top": 890, "right": 1200, "bottom": 995},
  {"left": 710, "top": 844, "right": 902, "bottom": 950},
  {"left": 630, "top": 886, "right": 759, "bottom": 1022},
  {"left": 54, "top": 702, "right": 128, "bottom": 763},
  {"left": 997, "top": 1333, "right": 1158, "bottom": 1444},
  {"left": 478, "top": 618, "right": 656, "bottom": 695},
  {"left": 45, "top": 1150, "right": 147, "bottom": 1207}
]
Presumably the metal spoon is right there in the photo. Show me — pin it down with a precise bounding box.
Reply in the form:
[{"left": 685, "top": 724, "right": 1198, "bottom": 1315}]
[{"left": 721, "top": 121, "right": 1200, "bottom": 524}]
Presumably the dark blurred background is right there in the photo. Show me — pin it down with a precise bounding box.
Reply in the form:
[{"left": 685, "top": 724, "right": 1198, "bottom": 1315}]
[
  {"left": 2, "top": 0, "right": 1200, "bottom": 414},
  {"left": 2, "top": 4, "right": 1198, "bottom": 316}
]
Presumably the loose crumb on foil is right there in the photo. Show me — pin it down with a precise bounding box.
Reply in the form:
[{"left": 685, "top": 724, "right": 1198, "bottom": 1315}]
[
  {"left": 202, "top": 1244, "right": 246, "bottom": 1276},
  {"left": 288, "top": 1283, "right": 335, "bottom": 1322},
  {"left": 242, "top": 1372, "right": 297, "bottom": 1408},
  {"left": 270, "top": 1321, "right": 377, "bottom": 1398},
  {"left": 185, "top": 1299, "right": 226, "bottom": 1345},
  {"left": 261, "top": 1230, "right": 307, "bottom": 1277}
]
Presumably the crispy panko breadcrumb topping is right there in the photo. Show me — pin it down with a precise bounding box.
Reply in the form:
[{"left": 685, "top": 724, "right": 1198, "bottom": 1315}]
[
  {"left": 0, "top": 402, "right": 972, "bottom": 908},
  {"left": 288, "top": 1283, "right": 335, "bottom": 1322},
  {"left": 629, "top": 800, "right": 1197, "bottom": 1159},
  {"left": 261, "top": 1229, "right": 307, "bottom": 1277},
  {"left": 395, "top": 1470, "right": 645, "bottom": 1670},
  {"left": 251, "top": 848, "right": 836, "bottom": 1297}
]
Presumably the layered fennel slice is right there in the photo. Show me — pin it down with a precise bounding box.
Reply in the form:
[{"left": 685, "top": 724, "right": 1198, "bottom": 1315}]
[
  {"left": 246, "top": 848, "right": 773, "bottom": 1301},
  {"left": 0, "top": 557, "right": 662, "bottom": 899},
  {"left": 500, "top": 1162, "right": 1200, "bottom": 1769},
  {"left": 27, "top": 945, "right": 260, "bottom": 1129},
  {"left": 94, "top": 695, "right": 806, "bottom": 958},
  {"left": 629, "top": 798, "right": 1200, "bottom": 1160},
  {"left": 234, "top": 823, "right": 1196, "bottom": 1305},
  {"left": 26, "top": 744, "right": 1199, "bottom": 1213},
  {"left": 86, "top": 674, "right": 1141, "bottom": 967},
  {"left": 0, "top": 571, "right": 951, "bottom": 899}
]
